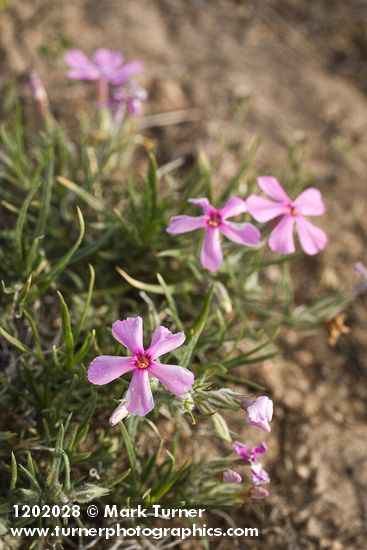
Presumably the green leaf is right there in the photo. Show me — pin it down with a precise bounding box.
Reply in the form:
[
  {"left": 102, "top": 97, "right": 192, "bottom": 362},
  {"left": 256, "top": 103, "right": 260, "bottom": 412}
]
[
  {"left": 210, "top": 412, "right": 232, "bottom": 442},
  {"left": 181, "top": 283, "right": 215, "bottom": 368},
  {"left": 0, "top": 325, "right": 41, "bottom": 360},
  {"left": 15, "top": 182, "right": 41, "bottom": 261},
  {"left": 57, "top": 176, "right": 110, "bottom": 215},
  {"left": 10, "top": 452, "right": 17, "bottom": 491},
  {"left": 119, "top": 421, "right": 138, "bottom": 471},
  {"left": 57, "top": 291, "right": 74, "bottom": 368},
  {"left": 156, "top": 273, "right": 183, "bottom": 330},
  {"left": 34, "top": 147, "right": 54, "bottom": 238},
  {"left": 116, "top": 266, "right": 192, "bottom": 295},
  {"left": 75, "top": 264, "right": 95, "bottom": 338},
  {"left": 35, "top": 206, "right": 85, "bottom": 287}
]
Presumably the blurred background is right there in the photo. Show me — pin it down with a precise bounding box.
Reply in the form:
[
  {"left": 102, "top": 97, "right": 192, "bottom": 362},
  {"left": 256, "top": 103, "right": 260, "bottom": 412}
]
[{"left": 1, "top": 1, "right": 367, "bottom": 548}]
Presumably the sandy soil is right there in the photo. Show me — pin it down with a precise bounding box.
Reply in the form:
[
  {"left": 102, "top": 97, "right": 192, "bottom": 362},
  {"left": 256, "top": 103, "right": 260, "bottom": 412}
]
[{"left": 1, "top": 1, "right": 367, "bottom": 548}]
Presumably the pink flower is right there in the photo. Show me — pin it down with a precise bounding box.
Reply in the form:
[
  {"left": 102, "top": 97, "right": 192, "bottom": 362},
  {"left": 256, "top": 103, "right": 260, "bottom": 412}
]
[
  {"left": 233, "top": 441, "right": 270, "bottom": 486},
  {"left": 250, "top": 461, "right": 270, "bottom": 486},
  {"left": 241, "top": 396, "right": 273, "bottom": 433},
  {"left": 107, "top": 80, "right": 148, "bottom": 116},
  {"left": 247, "top": 176, "right": 327, "bottom": 255},
  {"left": 223, "top": 470, "right": 242, "bottom": 483},
  {"left": 64, "top": 48, "right": 143, "bottom": 85},
  {"left": 88, "top": 317, "right": 194, "bottom": 417},
  {"left": 167, "top": 197, "right": 261, "bottom": 271},
  {"left": 233, "top": 441, "right": 268, "bottom": 462}
]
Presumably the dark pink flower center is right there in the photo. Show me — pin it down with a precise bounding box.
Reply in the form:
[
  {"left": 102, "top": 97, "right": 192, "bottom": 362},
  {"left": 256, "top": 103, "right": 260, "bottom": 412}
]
[
  {"left": 287, "top": 202, "right": 298, "bottom": 217},
  {"left": 134, "top": 353, "right": 150, "bottom": 369},
  {"left": 207, "top": 211, "right": 222, "bottom": 228}
]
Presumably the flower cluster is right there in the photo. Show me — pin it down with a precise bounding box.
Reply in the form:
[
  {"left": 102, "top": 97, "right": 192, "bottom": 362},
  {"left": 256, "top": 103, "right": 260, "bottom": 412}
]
[
  {"left": 167, "top": 177, "right": 327, "bottom": 271},
  {"left": 80, "top": 51, "right": 329, "bottom": 503},
  {"left": 64, "top": 48, "right": 147, "bottom": 116}
]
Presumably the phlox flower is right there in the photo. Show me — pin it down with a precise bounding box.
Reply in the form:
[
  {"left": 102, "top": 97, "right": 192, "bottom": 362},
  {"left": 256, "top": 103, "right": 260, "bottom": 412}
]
[
  {"left": 233, "top": 441, "right": 268, "bottom": 462},
  {"left": 247, "top": 176, "right": 327, "bottom": 255},
  {"left": 108, "top": 80, "right": 148, "bottom": 116},
  {"left": 233, "top": 441, "right": 270, "bottom": 486},
  {"left": 167, "top": 197, "right": 261, "bottom": 271},
  {"left": 241, "top": 396, "right": 273, "bottom": 433},
  {"left": 88, "top": 317, "right": 194, "bottom": 417},
  {"left": 64, "top": 48, "right": 143, "bottom": 85}
]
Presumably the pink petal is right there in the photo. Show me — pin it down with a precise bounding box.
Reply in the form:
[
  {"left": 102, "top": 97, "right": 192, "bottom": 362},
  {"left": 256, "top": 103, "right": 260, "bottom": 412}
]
[
  {"left": 251, "top": 462, "right": 270, "bottom": 485},
  {"left": 269, "top": 216, "right": 296, "bottom": 255},
  {"left": 64, "top": 49, "right": 93, "bottom": 69},
  {"left": 188, "top": 198, "right": 212, "bottom": 215},
  {"left": 220, "top": 221, "right": 261, "bottom": 247},
  {"left": 109, "top": 61, "right": 144, "bottom": 85},
  {"left": 223, "top": 470, "right": 242, "bottom": 483},
  {"left": 257, "top": 176, "right": 290, "bottom": 201},
  {"left": 243, "top": 396, "right": 273, "bottom": 432},
  {"left": 219, "top": 197, "right": 247, "bottom": 219},
  {"left": 126, "top": 369, "right": 154, "bottom": 416},
  {"left": 112, "top": 317, "right": 144, "bottom": 354},
  {"left": 147, "top": 327, "right": 186, "bottom": 360},
  {"left": 247, "top": 195, "right": 288, "bottom": 222},
  {"left": 149, "top": 361, "right": 194, "bottom": 395},
  {"left": 251, "top": 443, "right": 268, "bottom": 458},
  {"left": 233, "top": 441, "right": 250, "bottom": 460},
  {"left": 296, "top": 217, "right": 327, "bottom": 255},
  {"left": 92, "top": 48, "right": 124, "bottom": 69},
  {"left": 64, "top": 50, "right": 100, "bottom": 80},
  {"left": 88, "top": 356, "right": 135, "bottom": 385},
  {"left": 166, "top": 215, "right": 207, "bottom": 234},
  {"left": 109, "top": 402, "right": 129, "bottom": 426},
  {"left": 295, "top": 187, "right": 325, "bottom": 216},
  {"left": 200, "top": 228, "right": 223, "bottom": 271}
]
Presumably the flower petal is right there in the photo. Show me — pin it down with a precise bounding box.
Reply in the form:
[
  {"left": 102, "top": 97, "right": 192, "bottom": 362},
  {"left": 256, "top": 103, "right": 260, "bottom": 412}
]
[
  {"left": 295, "top": 187, "right": 325, "bottom": 216},
  {"left": 251, "top": 443, "right": 268, "bottom": 458},
  {"left": 112, "top": 317, "right": 144, "bottom": 354},
  {"left": 200, "top": 228, "right": 223, "bottom": 271},
  {"left": 88, "top": 356, "right": 135, "bottom": 385},
  {"left": 257, "top": 176, "right": 290, "bottom": 201},
  {"left": 233, "top": 441, "right": 251, "bottom": 460},
  {"left": 223, "top": 470, "right": 242, "bottom": 483},
  {"left": 220, "top": 221, "right": 261, "bottom": 247},
  {"left": 109, "top": 402, "right": 129, "bottom": 426},
  {"left": 166, "top": 215, "right": 207, "bottom": 234},
  {"left": 243, "top": 396, "right": 273, "bottom": 432},
  {"left": 296, "top": 217, "right": 327, "bottom": 255},
  {"left": 247, "top": 195, "right": 288, "bottom": 222},
  {"left": 251, "top": 462, "right": 270, "bottom": 485},
  {"left": 109, "top": 61, "right": 144, "bottom": 84},
  {"left": 64, "top": 50, "right": 100, "bottom": 80},
  {"left": 149, "top": 361, "right": 194, "bottom": 395},
  {"left": 147, "top": 327, "right": 186, "bottom": 359},
  {"left": 126, "top": 369, "right": 154, "bottom": 416},
  {"left": 92, "top": 48, "right": 124, "bottom": 69},
  {"left": 188, "top": 197, "right": 212, "bottom": 214},
  {"left": 269, "top": 216, "right": 296, "bottom": 255},
  {"left": 219, "top": 197, "right": 247, "bottom": 219}
]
